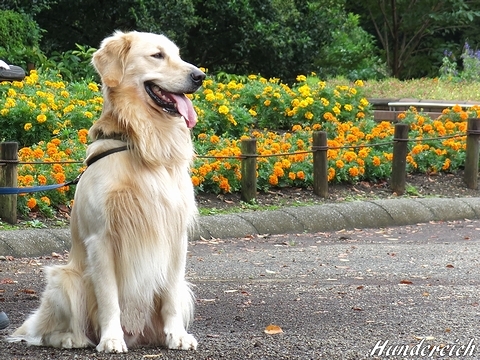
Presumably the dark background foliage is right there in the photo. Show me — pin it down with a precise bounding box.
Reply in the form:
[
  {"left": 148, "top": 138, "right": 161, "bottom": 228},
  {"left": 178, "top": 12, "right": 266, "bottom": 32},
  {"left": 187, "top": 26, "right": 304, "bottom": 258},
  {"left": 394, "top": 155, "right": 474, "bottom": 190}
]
[{"left": 1, "top": 0, "right": 480, "bottom": 81}]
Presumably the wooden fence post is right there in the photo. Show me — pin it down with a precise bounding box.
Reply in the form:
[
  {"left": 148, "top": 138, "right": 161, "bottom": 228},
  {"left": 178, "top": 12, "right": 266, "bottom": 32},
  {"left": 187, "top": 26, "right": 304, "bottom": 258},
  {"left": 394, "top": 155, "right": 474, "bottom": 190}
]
[
  {"left": 391, "top": 123, "right": 409, "bottom": 195},
  {"left": 312, "top": 131, "right": 328, "bottom": 197},
  {"left": 464, "top": 118, "right": 480, "bottom": 189},
  {"left": 0, "top": 142, "right": 19, "bottom": 224},
  {"left": 241, "top": 138, "right": 257, "bottom": 203}
]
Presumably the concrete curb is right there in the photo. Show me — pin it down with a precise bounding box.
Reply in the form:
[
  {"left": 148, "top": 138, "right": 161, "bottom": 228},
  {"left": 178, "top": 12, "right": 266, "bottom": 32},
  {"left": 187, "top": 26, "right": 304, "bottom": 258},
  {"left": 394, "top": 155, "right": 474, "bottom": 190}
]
[{"left": 1, "top": 197, "right": 479, "bottom": 258}]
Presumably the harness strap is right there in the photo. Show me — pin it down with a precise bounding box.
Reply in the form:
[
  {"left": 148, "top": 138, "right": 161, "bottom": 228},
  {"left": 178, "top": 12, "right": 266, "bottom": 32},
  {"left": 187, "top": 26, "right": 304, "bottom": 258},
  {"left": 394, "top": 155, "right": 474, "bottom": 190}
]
[{"left": 86, "top": 145, "right": 128, "bottom": 167}]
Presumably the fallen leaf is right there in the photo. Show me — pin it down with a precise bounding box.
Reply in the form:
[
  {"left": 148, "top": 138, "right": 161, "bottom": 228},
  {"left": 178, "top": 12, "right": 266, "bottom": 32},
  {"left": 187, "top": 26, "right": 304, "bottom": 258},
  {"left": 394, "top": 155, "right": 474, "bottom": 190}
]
[
  {"left": 446, "top": 264, "right": 454, "bottom": 268},
  {"left": 0, "top": 278, "right": 16, "bottom": 284},
  {"left": 356, "top": 286, "right": 364, "bottom": 290},
  {"left": 422, "top": 292, "right": 430, "bottom": 297},
  {"left": 264, "top": 324, "right": 283, "bottom": 335},
  {"left": 22, "top": 289, "right": 37, "bottom": 295},
  {"left": 224, "top": 289, "right": 238, "bottom": 293},
  {"left": 400, "top": 279, "right": 413, "bottom": 285},
  {"left": 143, "top": 355, "right": 162, "bottom": 358},
  {"left": 352, "top": 306, "right": 363, "bottom": 311}
]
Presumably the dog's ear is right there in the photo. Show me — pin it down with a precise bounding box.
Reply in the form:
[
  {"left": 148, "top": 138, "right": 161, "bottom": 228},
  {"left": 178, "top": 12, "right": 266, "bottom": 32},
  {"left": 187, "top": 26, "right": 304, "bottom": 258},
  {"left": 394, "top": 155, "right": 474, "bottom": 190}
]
[{"left": 92, "top": 31, "right": 132, "bottom": 88}]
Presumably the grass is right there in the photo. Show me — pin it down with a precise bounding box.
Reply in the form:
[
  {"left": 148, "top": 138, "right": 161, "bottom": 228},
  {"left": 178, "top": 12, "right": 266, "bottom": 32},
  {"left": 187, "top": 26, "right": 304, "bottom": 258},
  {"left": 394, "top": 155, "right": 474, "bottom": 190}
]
[{"left": 330, "top": 77, "right": 480, "bottom": 101}]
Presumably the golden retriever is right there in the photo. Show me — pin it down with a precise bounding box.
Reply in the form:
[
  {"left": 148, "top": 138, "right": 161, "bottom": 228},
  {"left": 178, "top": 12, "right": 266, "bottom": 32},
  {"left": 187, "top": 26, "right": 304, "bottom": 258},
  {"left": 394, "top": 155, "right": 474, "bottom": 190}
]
[{"left": 9, "top": 30, "right": 205, "bottom": 353}]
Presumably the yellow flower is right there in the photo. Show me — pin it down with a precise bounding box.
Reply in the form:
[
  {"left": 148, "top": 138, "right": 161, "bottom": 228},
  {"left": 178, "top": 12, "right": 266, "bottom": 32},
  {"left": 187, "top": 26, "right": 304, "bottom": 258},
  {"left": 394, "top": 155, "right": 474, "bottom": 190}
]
[
  {"left": 0, "top": 109, "right": 9, "bottom": 116},
  {"left": 24, "top": 123, "right": 33, "bottom": 131},
  {"left": 264, "top": 99, "right": 271, "bottom": 106},
  {"left": 355, "top": 80, "right": 364, "bottom": 87},
  {"left": 88, "top": 82, "right": 99, "bottom": 92},
  {"left": 296, "top": 74, "right": 307, "bottom": 82},
  {"left": 218, "top": 105, "right": 229, "bottom": 115},
  {"left": 63, "top": 104, "right": 75, "bottom": 114},
  {"left": 304, "top": 111, "right": 314, "bottom": 120},
  {"left": 360, "top": 98, "right": 369, "bottom": 107},
  {"left": 249, "top": 109, "right": 257, "bottom": 116},
  {"left": 5, "top": 98, "right": 16, "bottom": 108},
  {"left": 37, "top": 114, "right": 47, "bottom": 123},
  {"left": 41, "top": 196, "right": 51, "bottom": 205},
  {"left": 7, "top": 88, "right": 17, "bottom": 97}
]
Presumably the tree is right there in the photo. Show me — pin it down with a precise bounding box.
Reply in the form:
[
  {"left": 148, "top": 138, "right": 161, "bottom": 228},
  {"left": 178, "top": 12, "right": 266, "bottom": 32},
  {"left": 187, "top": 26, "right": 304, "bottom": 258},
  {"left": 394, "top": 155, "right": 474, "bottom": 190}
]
[
  {"left": 347, "top": 0, "right": 480, "bottom": 78},
  {"left": 32, "top": 0, "right": 196, "bottom": 53}
]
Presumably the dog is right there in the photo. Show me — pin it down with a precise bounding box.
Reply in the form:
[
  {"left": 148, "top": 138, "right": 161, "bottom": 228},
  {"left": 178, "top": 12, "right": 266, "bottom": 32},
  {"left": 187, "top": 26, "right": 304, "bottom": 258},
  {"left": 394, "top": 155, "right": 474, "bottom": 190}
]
[{"left": 9, "top": 30, "right": 205, "bottom": 353}]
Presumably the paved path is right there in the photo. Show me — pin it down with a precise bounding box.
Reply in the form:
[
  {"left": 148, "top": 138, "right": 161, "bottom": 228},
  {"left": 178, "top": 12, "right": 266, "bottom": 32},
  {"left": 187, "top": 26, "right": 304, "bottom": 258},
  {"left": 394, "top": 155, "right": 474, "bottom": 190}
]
[
  {"left": 1, "top": 215, "right": 480, "bottom": 359},
  {"left": 1, "top": 197, "right": 480, "bottom": 257}
]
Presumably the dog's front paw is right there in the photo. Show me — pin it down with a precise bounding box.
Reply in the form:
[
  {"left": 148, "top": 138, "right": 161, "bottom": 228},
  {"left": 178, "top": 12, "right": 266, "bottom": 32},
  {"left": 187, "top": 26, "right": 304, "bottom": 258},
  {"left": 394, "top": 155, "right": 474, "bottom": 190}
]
[
  {"left": 96, "top": 337, "right": 128, "bottom": 353},
  {"left": 165, "top": 331, "right": 197, "bottom": 350}
]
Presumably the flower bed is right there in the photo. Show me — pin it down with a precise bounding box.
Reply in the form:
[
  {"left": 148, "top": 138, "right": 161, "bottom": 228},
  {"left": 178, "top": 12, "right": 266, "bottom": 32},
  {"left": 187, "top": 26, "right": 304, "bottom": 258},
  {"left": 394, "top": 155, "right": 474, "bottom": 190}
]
[{"left": 0, "top": 70, "right": 475, "bottom": 215}]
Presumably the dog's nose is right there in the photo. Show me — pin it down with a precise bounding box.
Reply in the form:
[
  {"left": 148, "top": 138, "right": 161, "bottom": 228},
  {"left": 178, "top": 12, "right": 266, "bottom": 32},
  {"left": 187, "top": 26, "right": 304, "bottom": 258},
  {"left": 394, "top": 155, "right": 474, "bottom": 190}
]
[{"left": 190, "top": 68, "right": 206, "bottom": 86}]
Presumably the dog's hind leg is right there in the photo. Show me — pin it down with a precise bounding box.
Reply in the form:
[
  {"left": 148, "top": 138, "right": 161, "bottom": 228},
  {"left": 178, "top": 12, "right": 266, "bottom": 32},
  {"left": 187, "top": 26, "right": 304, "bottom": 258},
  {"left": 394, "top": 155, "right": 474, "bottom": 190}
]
[{"left": 9, "top": 265, "right": 90, "bottom": 348}]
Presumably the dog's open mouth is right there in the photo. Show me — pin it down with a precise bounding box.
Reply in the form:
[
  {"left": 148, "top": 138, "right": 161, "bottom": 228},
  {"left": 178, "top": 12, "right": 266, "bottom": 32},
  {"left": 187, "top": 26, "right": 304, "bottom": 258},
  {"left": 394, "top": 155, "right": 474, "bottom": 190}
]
[{"left": 144, "top": 82, "right": 197, "bottom": 128}]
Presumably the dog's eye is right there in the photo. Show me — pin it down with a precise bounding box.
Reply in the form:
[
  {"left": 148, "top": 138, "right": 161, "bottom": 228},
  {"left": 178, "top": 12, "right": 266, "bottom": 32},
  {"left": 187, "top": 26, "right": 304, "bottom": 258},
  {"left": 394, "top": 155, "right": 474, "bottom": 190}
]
[{"left": 152, "top": 52, "right": 164, "bottom": 60}]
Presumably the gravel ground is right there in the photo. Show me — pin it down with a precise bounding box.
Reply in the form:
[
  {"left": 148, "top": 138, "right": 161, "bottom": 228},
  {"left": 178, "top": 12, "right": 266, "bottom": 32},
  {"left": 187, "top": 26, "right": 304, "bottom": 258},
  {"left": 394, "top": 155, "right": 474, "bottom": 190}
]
[{"left": 2, "top": 219, "right": 480, "bottom": 359}]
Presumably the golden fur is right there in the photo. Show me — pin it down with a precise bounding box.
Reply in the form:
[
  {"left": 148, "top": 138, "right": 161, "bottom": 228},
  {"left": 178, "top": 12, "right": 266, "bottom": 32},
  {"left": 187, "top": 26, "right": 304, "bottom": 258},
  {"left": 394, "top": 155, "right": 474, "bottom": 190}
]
[{"left": 9, "top": 30, "right": 205, "bottom": 353}]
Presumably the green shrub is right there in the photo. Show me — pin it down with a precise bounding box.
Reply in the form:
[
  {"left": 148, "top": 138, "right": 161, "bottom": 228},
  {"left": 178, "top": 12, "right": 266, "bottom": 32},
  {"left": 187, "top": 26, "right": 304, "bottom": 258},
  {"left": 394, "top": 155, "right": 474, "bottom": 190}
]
[{"left": 0, "top": 10, "right": 43, "bottom": 68}]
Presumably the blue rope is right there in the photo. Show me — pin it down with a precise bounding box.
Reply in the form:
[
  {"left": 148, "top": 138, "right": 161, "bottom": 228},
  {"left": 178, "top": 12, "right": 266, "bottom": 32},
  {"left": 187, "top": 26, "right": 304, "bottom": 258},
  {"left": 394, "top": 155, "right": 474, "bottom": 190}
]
[{"left": 0, "top": 183, "right": 71, "bottom": 195}]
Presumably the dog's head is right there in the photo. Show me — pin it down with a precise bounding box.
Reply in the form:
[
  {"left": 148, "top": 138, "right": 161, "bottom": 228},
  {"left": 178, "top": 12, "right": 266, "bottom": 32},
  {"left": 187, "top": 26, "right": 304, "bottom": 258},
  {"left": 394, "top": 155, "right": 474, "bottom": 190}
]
[{"left": 92, "top": 31, "right": 205, "bottom": 128}]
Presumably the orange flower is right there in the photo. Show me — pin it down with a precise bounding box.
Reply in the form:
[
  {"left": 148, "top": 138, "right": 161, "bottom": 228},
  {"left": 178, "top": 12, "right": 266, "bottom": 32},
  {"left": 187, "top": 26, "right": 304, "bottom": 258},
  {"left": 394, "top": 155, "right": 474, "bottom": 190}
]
[
  {"left": 210, "top": 135, "right": 220, "bottom": 144},
  {"left": 191, "top": 175, "right": 201, "bottom": 187},
  {"left": 269, "top": 174, "right": 278, "bottom": 186},
  {"left": 296, "top": 171, "right": 305, "bottom": 180},
  {"left": 328, "top": 167, "right": 335, "bottom": 181},
  {"left": 37, "top": 175, "right": 47, "bottom": 185},
  {"left": 452, "top": 104, "right": 462, "bottom": 113},
  {"left": 23, "top": 175, "right": 34, "bottom": 185},
  {"left": 348, "top": 167, "right": 360, "bottom": 177},
  {"left": 219, "top": 177, "right": 231, "bottom": 192},
  {"left": 26, "top": 197, "right": 37, "bottom": 209}
]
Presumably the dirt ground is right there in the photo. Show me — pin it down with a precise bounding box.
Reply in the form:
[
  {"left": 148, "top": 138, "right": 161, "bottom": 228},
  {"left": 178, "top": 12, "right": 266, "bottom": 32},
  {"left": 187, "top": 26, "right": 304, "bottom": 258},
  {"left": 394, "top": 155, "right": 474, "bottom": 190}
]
[{"left": 196, "top": 171, "right": 480, "bottom": 213}]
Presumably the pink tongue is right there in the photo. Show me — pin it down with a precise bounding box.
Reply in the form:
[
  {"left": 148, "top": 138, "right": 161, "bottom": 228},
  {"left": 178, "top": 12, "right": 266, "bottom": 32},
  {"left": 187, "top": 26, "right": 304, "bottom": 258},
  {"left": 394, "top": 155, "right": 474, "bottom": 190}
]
[{"left": 170, "top": 93, "right": 197, "bottom": 128}]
